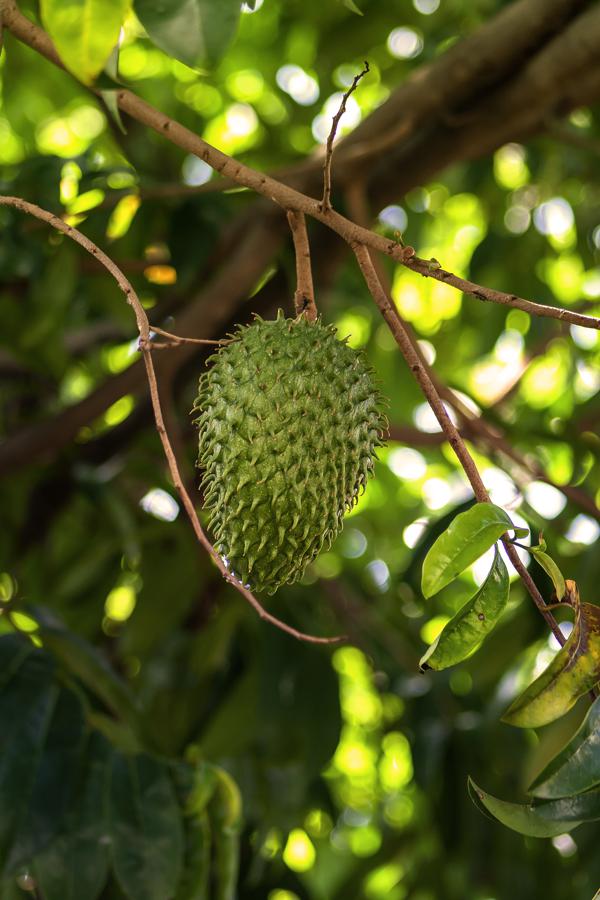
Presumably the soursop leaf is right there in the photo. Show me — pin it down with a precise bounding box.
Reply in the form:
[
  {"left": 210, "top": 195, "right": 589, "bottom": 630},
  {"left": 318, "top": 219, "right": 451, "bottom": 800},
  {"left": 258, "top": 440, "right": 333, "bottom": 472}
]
[
  {"left": 529, "top": 546, "right": 566, "bottom": 601},
  {"left": 110, "top": 751, "right": 184, "bottom": 900},
  {"left": 503, "top": 588, "right": 600, "bottom": 728},
  {"left": 134, "top": 0, "right": 242, "bottom": 68},
  {"left": 40, "top": 0, "right": 131, "bottom": 85},
  {"left": 32, "top": 611, "right": 143, "bottom": 734},
  {"left": 33, "top": 732, "right": 112, "bottom": 900},
  {"left": 421, "top": 502, "right": 514, "bottom": 598},
  {"left": 529, "top": 695, "right": 600, "bottom": 799},
  {"left": 0, "top": 637, "right": 85, "bottom": 877},
  {"left": 420, "top": 548, "right": 509, "bottom": 671},
  {"left": 0, "top": 634, "right": 189, "bottom": 900},
  {"left": 468, "top": 777, "right": 600, "bottom": 837}
]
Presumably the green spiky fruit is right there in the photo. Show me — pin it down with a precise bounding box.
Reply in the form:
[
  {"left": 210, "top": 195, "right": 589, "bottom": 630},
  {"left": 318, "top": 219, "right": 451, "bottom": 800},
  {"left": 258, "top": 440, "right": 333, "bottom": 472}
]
[{"left": 193, "top": 312, "right": 387, "bottom": 594}]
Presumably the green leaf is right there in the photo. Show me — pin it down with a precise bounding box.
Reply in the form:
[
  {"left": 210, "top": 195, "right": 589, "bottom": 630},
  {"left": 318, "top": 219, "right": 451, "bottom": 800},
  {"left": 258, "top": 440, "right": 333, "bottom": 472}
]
[
  {"left": 208, "top": 769, "right": 241, "bottom": 900},
  {"left": 468, "top": 777, "right": 600, "bottom": 837},
  {"left": 529, "top": 547, "right": 566, "bottom": 600},
  {"left": 512, "top": 526, "right": 530, "bottom": 539},
  {"left": 34, "top": 613, "right": 143, "bottom": 735},
  {"left": 5, "top": 680, "right": 87, "bottom": 874},
  {"left": 33, "top": 732, "right": 112, "bottom": 900},
  {"left": 502, "top": 600, "right": 600, "bottom": 728},
  {"left": 174, "top": 808, "right": 211, "bottom": 900},
  {"left": 529, "top": 696, "right": 600, "bottom": 799},
  {"left": 110, "top": 751, "right": 184, "bottom": 900},
  {"left": 40, "top": 0, "right": 132, "bottom": 85},
  {"left": 172, "top": 762, "right": 213, "bottom": 900},
  {"left": 420, "top": 549, "right": 509, "bottom": 671},
  {"left": 343, "top": 0, "right": 364, "bottom": 13},
  {"left": 0, "top": 647, "right": 60, "bottom": 872},
  {"left": 133, "top": 0, "right": 242, "bottom": 68},
  {"left": 421, "top": 502, "right": 514, "bottom": 598}
]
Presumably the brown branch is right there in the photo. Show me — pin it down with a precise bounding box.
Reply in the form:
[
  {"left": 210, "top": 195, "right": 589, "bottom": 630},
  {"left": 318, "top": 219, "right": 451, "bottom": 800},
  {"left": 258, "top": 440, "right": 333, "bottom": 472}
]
[
  {"left": 352, "top": 241, "right": 566, "bottom": 646},
  {"left": 3, "top": 2, "right": 599, "bottom": 334},
  {"left": 149, "top": 325, "right": 228, "bottom": 346},
  {"left": 0, "top": 195, "right": 344, "bottom": 647},
  {"left": 286, "top": 210, "right": 317, "bottom": 321},
  {"left": 321, "top": 61, "right": 369, "bottom": 212},
  {"left": 406, "top": 257, "right": 600, "bottom": 331}
]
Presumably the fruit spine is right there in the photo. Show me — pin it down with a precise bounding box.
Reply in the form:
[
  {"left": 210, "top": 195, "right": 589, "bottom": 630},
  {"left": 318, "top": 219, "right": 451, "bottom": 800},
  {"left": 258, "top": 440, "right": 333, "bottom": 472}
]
[{"left": 193, "top": 312, "right": 387, "bottom": 594}]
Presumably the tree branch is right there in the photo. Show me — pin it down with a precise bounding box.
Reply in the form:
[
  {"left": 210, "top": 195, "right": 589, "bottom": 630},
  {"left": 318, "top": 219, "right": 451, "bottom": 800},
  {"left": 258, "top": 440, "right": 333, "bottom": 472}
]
[
  {"left": 352, "top": 242, "right": 566, "bottom": 646},
  {"left": 286, "top": 210, "right": 317, "bottom": 321},
  {"left": 0, "top": 195, "right": 344, "bottom": 646},
  {"left": 3, "top": 1, "right": 599, "bottom": 335}
]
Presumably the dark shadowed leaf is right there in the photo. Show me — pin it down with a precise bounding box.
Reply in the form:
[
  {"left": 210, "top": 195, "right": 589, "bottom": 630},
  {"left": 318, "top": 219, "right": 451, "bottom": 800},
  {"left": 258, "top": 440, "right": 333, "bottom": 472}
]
[
  {"left": 4, "top": 680, "right": 86, "bottom": 873},
  {"left": 133, "top": 0, "right": 242, "bottom": 68},
  {"left": 420, "top": 548, "right": 509, "bottom": 671},
  {"left": 502, "top": 598, "right": 600, "bottom": 728},
  {"left": 110, "top": 751, "right": 184, "bottom": 900},
  {"left": 421, "top": 503, "right": 514, "bottom": 598},
  {"left": 40, "top": 0, "right": 131, "bottom": 84},
  {"left": 529, "top": 696, "right": 600, "bottom": 799},
  {"left": 468, "top": 777, "right": 600, "bottom": 837},
  {"left": 33, "top": 613, "right": 143, "bottom": 734},
  {"left": 33, "top": 732, "right": 112, "bottom": 900}
]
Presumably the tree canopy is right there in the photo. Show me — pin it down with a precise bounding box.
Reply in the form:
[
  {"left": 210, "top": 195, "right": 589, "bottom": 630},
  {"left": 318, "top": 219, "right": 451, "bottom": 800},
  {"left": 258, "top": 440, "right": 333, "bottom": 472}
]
[{"left": 1, "top": 0, "right": 600, "bottom": 898}]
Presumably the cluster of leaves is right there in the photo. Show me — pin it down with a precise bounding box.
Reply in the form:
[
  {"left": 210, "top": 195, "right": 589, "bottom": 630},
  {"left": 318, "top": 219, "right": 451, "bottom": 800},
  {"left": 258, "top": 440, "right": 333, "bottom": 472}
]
[
  {"left": 0, "top": 620, "right": 241, "bottom": 900},
  {"left": 417, "top": 504, "right": 600, "bottom": 836},
  {"left": 40, "top": 0, "right": 255, "bottom": 85}
]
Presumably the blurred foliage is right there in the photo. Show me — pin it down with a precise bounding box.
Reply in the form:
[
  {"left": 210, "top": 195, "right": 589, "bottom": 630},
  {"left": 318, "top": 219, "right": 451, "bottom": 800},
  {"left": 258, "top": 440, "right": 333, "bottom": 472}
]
[{"left": 1, "top": 0, "right": 600, "bottom": 897}]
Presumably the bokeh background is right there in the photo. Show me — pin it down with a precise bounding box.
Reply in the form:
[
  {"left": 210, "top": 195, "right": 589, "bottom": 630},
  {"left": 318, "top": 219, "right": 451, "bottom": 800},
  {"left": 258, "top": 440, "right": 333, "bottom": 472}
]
[{"left": 2, "top": 0, "right": 600, "bottom": 897}]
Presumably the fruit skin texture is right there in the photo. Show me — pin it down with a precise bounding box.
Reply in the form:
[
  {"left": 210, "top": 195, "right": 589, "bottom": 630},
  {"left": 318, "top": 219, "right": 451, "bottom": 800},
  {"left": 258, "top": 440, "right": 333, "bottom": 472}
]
[{"left": 193, "top": 312, "right": 387, "bottom": 594}]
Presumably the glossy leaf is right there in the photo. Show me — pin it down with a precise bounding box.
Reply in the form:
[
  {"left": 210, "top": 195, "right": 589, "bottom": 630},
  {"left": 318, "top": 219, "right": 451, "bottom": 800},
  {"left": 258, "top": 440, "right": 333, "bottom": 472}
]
[
  {"left": 134, "top": 0, "right": 242, "bottom": 68},
  {"left": 529, "top": 547, "right": 566, "bottom": 601},
  {"left": 40, "top": 0, "right": 131, "bottom": 85},
  {"left": 33, "top": 732, "right": 112, "bottom": 900},
  {"left": 468, "top": 778, "right": 600, "bottom": 837},
  {"left": 420, "top": 549, "right": 509, "bottom": 671},
  {"left": 110, "top": 751, "right": 184, "bottom": 900},
  {"left": 343, "top": 0, "right": 364, "bottom": 13},
  {"left": 529, "top": 696, "right": 600, "bottom": 799},
  {"left": 502, "top": 600, "right": 600, "bottom": 728},
  {"left": 421, "top": 502, "right": 514, "bottom": 598}
]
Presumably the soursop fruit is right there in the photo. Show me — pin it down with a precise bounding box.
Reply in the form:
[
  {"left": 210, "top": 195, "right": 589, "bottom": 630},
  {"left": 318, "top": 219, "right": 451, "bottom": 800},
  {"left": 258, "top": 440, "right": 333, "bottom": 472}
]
[{"left": 193, "top": 312, "right": 387, "bottom": 594}]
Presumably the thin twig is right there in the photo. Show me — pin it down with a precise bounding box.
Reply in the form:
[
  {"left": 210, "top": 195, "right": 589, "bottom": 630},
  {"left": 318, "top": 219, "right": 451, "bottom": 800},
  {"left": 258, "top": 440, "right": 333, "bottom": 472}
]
[
  {"left": 321, "top": 61, "right": 370, "bottom": 212},
  {"left": 0, "top": 195, "right": 344, "bottom": 646},
  {"left": 286, "top": 210, "right": 317, "bottom": 320},
  {"left": 150, "top": 325, "right": 228, "bottom": 345},
  {"left": 352, "top": 241, "right": 566, "bottom": 646}
]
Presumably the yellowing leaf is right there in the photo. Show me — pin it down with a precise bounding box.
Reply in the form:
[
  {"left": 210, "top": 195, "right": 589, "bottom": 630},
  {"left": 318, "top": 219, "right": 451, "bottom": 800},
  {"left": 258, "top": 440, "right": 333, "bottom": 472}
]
[
  {"left": 40, "top": 0, "right": 132, "bottom": 85},
  {"left": 503, "top": 587, "right": 600, "bottom": 728}
]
